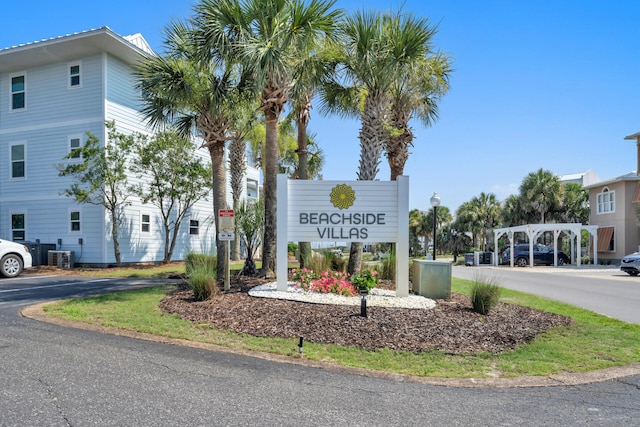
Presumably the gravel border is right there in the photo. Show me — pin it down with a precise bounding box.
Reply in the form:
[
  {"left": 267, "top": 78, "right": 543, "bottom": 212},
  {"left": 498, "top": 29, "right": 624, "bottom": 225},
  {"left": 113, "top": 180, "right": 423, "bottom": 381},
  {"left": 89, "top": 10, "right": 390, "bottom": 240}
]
[{"left": 248, "top": 281, "right": 436, "bottom": 309}]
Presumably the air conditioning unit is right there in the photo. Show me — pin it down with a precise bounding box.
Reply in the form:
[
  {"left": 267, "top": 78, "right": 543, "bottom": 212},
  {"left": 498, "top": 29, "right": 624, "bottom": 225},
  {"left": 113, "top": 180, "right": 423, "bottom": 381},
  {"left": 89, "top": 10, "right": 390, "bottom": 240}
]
[{"left": 48, "top": 250, "right": 75, "bottom": 269}]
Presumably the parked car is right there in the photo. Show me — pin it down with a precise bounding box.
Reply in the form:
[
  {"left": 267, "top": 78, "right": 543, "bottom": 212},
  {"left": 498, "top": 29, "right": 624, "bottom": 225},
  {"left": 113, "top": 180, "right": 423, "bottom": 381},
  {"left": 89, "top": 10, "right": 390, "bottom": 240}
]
[
  {"left": 0, "top": 239, "right": 33, "bottom": 277},
  {"left": 620, "top": 252, "right": 640, "bottom": 276},
  {"left": 501, "top": 243, "right": 570, "bottom": 267}
]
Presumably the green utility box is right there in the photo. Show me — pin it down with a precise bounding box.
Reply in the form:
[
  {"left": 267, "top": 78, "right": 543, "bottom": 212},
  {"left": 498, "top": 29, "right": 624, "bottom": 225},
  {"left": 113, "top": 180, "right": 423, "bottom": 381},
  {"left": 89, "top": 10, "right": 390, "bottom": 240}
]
[{"left": 412, "top": 260, "right": 452, "bottom": 299}]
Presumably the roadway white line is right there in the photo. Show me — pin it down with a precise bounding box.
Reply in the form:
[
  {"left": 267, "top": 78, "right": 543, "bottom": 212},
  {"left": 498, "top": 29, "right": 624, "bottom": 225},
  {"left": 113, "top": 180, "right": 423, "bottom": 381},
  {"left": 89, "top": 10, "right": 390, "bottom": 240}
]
[{"left": 0, "top": 278, "right": 112, "bottom": 294}]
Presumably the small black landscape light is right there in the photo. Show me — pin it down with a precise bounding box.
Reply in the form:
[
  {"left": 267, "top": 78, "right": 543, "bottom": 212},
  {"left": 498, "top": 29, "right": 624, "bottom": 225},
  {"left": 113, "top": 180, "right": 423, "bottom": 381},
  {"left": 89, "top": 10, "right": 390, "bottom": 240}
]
[
  {"left": 298, "top": 336, "right": 304, "bottom": 354},
  {"left": 360, "top": 290, "right": 367, "bottom": 318}
]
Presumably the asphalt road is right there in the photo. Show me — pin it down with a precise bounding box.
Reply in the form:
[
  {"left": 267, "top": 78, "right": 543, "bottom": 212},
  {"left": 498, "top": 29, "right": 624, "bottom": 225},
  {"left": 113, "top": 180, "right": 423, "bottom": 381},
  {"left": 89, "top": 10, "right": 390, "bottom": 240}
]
[
  {"left": 452, "top": 265, "right": 640, "bottom": 324},
  {"left": 1, "top": 274, "right": 639, "bottom": 425}
]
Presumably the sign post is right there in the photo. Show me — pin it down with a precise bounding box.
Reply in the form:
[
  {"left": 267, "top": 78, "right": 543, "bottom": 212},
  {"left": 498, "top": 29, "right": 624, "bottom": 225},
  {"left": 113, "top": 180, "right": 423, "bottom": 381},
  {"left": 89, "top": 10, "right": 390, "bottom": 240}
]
[{"left": 218, "top": 210, "right": 235, "bottom": 291}]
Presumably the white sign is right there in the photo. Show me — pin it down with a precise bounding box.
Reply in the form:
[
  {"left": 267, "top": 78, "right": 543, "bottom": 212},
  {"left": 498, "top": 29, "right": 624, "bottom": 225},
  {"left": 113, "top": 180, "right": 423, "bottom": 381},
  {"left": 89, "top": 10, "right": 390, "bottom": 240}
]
[
  {"left": 218, "top": 209, "right": 234, "bottom": 232},
  {"left": 277, "top": 174, "right": 409, "bottom": 296},
  {"left": 286, "top": 180, "right": 399, "bottom": 242},
  {"left": 218, "top": 232, "right": 235, "bottom": 241}
]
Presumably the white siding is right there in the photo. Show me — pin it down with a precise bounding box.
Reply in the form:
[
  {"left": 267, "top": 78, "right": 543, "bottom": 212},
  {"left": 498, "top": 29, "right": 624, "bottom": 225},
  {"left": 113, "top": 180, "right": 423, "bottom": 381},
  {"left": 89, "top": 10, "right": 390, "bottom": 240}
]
[{"left": 1, "top": 31, "right": 258, "bottom": 265}]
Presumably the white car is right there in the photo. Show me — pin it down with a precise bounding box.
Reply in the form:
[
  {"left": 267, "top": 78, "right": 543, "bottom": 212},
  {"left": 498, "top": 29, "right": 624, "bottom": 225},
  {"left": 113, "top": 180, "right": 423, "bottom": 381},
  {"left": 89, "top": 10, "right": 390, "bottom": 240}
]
[
  {"left": 0, "top": 239, "right": 33, "bottom": 277},
  {"left": 621, "top": 252, "right": 640, "bottom": 276}
]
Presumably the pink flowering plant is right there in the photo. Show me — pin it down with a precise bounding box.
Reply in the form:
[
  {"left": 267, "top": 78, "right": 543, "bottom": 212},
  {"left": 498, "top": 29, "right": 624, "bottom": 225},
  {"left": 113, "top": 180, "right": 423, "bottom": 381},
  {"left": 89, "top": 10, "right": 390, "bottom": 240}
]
[
  {"left": 310, "top": 271, "right": 357, "bottom": 296},
  {"left": 291, "top": 269, "right": 357, "bottom": 296},
  {"left": 349, "top": 268, "right": 379, "bottom": 293},
  {"left": 291, "top": 268, "right": 315, "bottom": 292}
]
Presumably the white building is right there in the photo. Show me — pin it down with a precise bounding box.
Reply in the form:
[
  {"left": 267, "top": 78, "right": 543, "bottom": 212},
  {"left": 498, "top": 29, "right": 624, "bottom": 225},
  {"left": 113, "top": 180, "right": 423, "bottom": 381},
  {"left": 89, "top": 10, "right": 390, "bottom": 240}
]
[{"left": 0, "top": 27, "right": 259, "bottom": 266}]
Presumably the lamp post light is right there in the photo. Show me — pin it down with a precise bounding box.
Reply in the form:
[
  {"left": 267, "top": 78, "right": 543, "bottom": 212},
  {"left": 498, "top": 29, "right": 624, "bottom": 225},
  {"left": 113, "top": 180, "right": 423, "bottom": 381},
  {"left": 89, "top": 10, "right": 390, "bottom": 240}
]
[{"left": 430, "top": 192, "right": 441, "bottom": 260}]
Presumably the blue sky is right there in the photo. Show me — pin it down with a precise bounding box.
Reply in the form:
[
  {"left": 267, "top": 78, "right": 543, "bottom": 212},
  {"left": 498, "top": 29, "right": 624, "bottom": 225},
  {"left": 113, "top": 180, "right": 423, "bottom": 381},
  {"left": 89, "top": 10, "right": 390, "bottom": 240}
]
[{"left": 3, "top": 0, "right": 639, "bottom": 213}]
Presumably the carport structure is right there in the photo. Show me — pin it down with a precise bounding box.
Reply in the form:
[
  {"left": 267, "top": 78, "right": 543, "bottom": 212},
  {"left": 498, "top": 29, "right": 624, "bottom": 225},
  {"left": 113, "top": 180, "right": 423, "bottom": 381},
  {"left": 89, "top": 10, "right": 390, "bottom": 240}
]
[{"left": 494, "top": 223, "right": 599, "bottom": 267}]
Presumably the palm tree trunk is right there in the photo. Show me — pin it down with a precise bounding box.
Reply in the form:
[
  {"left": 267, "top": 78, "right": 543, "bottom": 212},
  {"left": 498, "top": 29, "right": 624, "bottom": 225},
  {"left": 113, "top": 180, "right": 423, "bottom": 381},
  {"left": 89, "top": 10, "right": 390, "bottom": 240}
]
[
  {"left": 229, "top": 136, "right": 246, "bottom": 261},
  {"left": 261, "top": 111, "right": 279, "bottom": 279},
  {"left": 208, "top": 141, "right": 227, "bottom": 285},
  {"left": 296, "top": 98, "right": 311, "bottom": 269},
  {"left": 348, "top": 93, "right": 386, "bottom": 275}
]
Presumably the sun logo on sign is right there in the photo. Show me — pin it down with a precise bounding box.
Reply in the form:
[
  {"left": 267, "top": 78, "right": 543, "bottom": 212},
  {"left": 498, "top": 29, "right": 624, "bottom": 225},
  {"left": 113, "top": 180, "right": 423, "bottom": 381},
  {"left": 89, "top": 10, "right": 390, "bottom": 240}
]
[{"left": 330, "top": 184, "right": 356, "bottom": 210}]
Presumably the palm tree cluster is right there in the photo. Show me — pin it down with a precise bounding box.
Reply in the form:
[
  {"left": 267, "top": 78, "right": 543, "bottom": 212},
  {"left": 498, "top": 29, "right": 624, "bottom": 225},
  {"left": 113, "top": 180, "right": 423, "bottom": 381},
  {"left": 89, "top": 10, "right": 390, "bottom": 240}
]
[
  {"left": 448, "top": 168, "right": 589, "bottom": 255},
  {"left": 136, "top": 0, "right": 453, "bottom": 281}
]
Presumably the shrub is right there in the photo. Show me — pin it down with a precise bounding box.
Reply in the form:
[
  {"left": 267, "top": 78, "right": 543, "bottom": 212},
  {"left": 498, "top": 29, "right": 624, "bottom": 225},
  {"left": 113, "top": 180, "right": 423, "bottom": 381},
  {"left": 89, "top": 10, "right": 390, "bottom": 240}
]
[
  {"left": 291, "top": 267, "right": 315, "bottom": 291},
  {"left": 307, "top": 251, "right": 332, "bottom": 277},
  {"left": 350, "top": 268, "right": 379, "bottom": 293},
  {"left": 185, "top": 253, "right": 216, "bottom": 277},
  {"left": 186, "top": 253, "right": 218, "bottom": 301},
  {"left": 288, "top": 242, "right": 298, "bottom": 256},
  {"left": 379, "top": 253, "right": 395, "bottom": 280},
  {"left": 470, "top": 279, "right": 502, "bottom": 315},
  {"left": 331, "top": 254, "right": 347, "bottom": 272},
  {"left": 310, "top": 271, "right": 357, "bottom": 296},
  {"left": 189, "top": 270, "right": 219, "bottom": 301}
]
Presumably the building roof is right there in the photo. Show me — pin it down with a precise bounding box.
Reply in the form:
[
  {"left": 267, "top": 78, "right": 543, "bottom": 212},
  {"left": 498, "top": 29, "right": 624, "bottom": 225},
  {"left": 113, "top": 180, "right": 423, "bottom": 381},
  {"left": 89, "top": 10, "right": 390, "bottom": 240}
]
[
  {"left": 0, "top": 27, "right": 152, "bottom": 73},
  {"left": 583, "top": 171, "right": 640, "bottom": 189}
]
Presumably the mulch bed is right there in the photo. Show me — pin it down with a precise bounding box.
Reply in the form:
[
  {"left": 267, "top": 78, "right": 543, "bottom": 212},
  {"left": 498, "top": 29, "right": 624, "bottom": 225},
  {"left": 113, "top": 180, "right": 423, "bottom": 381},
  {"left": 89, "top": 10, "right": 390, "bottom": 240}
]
[{"left": 159, "top": 276, "right": 573, "bottom": 355}]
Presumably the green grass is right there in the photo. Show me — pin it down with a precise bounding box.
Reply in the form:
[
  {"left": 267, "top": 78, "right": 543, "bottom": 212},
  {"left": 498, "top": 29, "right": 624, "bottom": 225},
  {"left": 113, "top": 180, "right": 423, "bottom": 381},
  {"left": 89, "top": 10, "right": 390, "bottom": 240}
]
[{"left": 43, "top": 277, "right": 640, "bottom": 379}]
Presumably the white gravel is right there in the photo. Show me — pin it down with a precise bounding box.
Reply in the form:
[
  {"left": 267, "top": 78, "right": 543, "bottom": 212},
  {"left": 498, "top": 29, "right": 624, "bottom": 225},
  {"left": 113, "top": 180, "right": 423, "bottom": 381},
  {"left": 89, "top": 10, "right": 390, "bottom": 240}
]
[{"left": 248, "top": 282, "right": 436, "bottom": 309}]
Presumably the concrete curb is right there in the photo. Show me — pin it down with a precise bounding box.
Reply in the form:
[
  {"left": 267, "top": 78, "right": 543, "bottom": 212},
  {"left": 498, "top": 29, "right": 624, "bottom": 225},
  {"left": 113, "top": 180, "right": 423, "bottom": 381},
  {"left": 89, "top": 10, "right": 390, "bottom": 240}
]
[{"left": 21, "top": 302, "right": 640, "bottom": 388}]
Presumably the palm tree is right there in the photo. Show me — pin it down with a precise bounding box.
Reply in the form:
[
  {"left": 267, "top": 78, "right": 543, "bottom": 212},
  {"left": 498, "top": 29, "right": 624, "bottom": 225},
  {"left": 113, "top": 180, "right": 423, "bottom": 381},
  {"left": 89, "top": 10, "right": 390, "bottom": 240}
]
[
  {"left": 228, "top": 108, "right": 256, "bottom": 261},
  {"left": 320, "top": 10, "right": 399, "bottom": 273},
  {"left": 456, "top": 200, "right": 481, "bottom": 249},
  {"left": 382, "top": 12, "right": 452, "bottom": 180},
  {"left": 427, "top": 205, "right": 452, "bottom": 256},
  {"left": 555, "top": 183, "right": 589, "bottom": 224},
  {"left": 288, "top": 40, "right": 335, "bottom": 268},
  {"left": 136, "top": 21, "right": 252, "bottom": 283},
  {"left": 193, "top": 0, "right": 342, "bottom": 278},
  {"left": 472, "top": 192, "right": 501, "bottom": 251},
  {"left": 519, "top": 168, "right": 564, "bottom": 224},
  {"left": 443, "top": 220, "right": 472, "bottom": 263},
  {"left": 501, "top": 194, "right": 524, "bottom": 227},
  {"left": 409, "top": 209, "right": 425, "bottom": 253}
]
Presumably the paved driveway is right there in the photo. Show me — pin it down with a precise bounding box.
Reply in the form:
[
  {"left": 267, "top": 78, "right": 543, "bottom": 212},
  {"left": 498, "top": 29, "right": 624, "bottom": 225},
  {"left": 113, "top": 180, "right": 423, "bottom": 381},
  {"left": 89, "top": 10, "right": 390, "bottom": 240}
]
[
  {"left": 452, "top": 265, "right": 640, "bottom": 324},
  {"left": 2, "top": 274, "right": 640, "bottom": 425}
]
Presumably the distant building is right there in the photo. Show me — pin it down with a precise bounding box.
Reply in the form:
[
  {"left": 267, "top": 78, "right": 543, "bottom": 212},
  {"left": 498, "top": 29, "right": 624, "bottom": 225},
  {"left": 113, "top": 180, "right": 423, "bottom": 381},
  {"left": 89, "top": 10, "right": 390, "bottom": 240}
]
[
  {"left": 558, "top": 169, "right": 600, "bottom": 187},
  {"left": 0, "top": 27, "right": 259, "bottom": 266}
]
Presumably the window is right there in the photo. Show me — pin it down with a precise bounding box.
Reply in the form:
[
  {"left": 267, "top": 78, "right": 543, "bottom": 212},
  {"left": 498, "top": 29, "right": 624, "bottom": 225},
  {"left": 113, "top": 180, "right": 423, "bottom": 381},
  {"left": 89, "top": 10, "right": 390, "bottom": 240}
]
[
  {"left": 596, "top": 188, "right": 615, "bottom": 214},
  {"left": 10, "top": 143, "right": 25, "bottom": 179},
  {"left": 609, "top": 230, "right": 615, "bottom": 251},
  {"left": 246, "top": 179, "right": 259, "bottom": 199},
  {"left": 11, "top": 214, "right": 25, "bottom": 241},
  {"left": 189, "top": 219, "right": 200, "bottom": 235},
  {"left": 70, "top": 211, "right": 81, "bottom": 232},
  {"left": 69, "top": 62, "right": 81, "bottom": 88},
  {"left": 141, "top": 213, "right": 151, "bottom": 233},
  {"left": 69, "top": 136, "right": 82, "bottom": 159},
  {"left": 11, "top": 73, "right": 25, "bottom": 110}
]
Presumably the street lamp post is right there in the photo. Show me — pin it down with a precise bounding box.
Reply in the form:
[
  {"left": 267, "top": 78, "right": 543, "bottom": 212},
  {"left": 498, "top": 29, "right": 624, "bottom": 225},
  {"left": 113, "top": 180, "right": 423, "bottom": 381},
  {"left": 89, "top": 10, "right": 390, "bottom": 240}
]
[{"left": 430, "top": 192, "right": 441, "bottom": 260}]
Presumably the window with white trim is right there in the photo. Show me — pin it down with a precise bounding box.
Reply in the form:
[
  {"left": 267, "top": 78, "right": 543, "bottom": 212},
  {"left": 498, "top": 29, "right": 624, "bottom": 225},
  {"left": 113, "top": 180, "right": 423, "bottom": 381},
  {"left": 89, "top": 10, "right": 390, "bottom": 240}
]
[
  {"left": 141, "top": 213, "right": 151, "bottom": 233},
  {"left": 10, "top": 143, "right": 25, "bottom": 179},
  {"left": 70, "top": 211, "right": 81, "bottom": 232},
  {"left": 69, "top": 135, "right": 82, "bottom": 159},
  {"left": 68, "top": 62, "right": 81, "bottom": 88},
  {"left": 10, "top": 73, "right": 26, "bottom": 110},
  {"left": 596, "top": 187, "right": 615, "bottom": 214},
  {"left": 11, "top": 213, "right": 25, "bottom": 241},
  {"left": 189, "top": 219, "right": 200, "bottom": 235}
]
